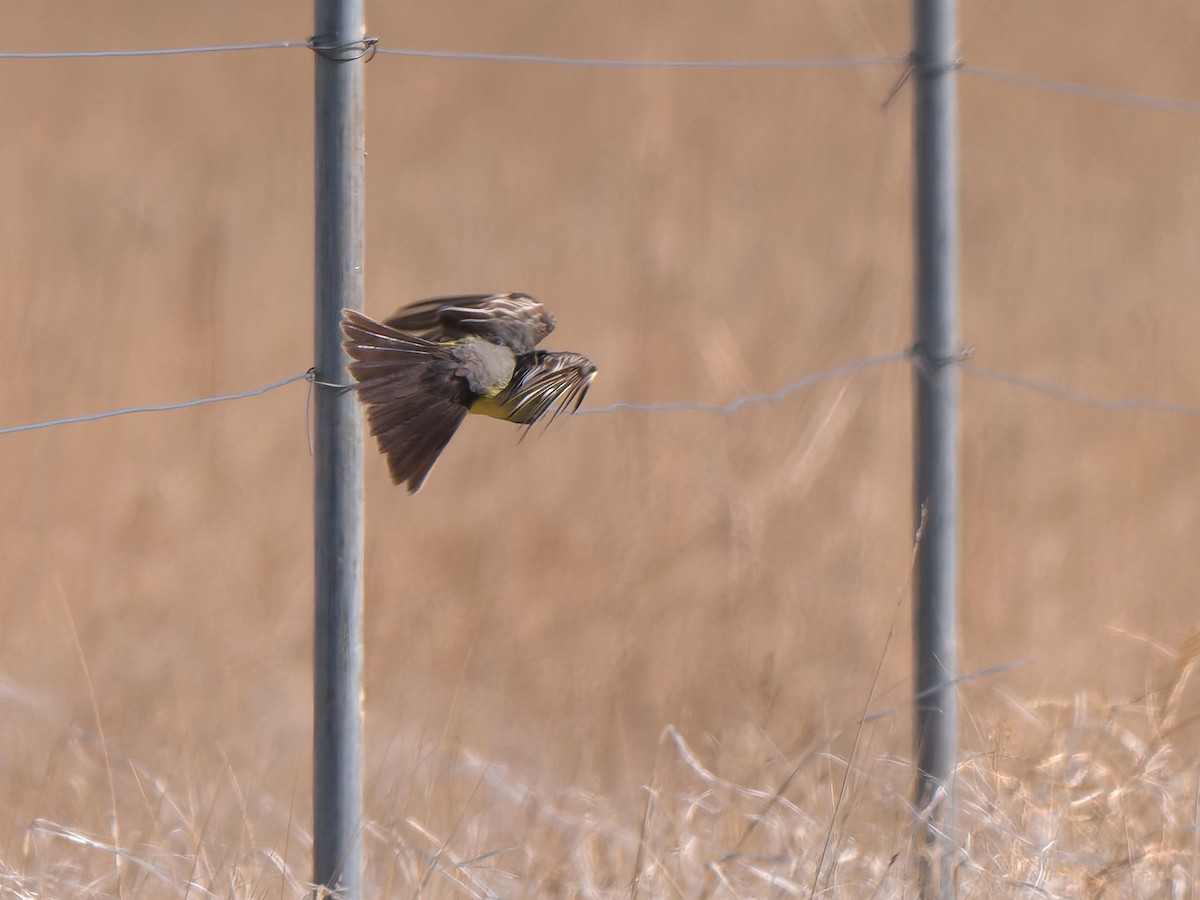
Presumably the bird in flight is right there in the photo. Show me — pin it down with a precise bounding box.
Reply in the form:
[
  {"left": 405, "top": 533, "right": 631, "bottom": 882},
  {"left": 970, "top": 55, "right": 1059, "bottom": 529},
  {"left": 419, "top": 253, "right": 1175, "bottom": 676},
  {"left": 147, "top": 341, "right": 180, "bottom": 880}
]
[{"left": 341, "top": 293, "right": 596, "bottom": 492}]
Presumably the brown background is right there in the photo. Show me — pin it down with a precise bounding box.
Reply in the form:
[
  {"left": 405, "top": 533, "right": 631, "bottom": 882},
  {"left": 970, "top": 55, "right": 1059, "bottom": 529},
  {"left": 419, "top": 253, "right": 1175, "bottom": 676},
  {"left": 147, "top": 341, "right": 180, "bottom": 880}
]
[{"left": 3, "top": 0, "right": 1199, "bottom": 894}]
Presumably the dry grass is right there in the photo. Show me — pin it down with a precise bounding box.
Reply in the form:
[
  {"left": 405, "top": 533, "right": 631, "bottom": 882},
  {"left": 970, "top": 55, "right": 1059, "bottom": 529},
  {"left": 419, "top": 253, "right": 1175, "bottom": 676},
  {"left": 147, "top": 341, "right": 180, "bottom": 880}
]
[
  {"left": 4, "top": 0, "right": 1200, "bottom": 896},
  {"left": 6, "top": 666, "right": 1200, "bottom": 897}
]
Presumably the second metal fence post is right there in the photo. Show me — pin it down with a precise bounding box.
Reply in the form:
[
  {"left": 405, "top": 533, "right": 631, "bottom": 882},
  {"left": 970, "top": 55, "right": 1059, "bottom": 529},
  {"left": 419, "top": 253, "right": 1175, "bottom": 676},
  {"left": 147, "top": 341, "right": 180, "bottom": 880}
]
[{"left": 913, "top": 0, "right": 960, "bottom": 896}]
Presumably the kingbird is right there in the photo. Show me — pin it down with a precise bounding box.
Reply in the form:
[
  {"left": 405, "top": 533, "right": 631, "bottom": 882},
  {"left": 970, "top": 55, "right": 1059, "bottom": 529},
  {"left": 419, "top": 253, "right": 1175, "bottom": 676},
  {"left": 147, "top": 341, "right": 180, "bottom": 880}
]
[{"left": 340, "top": 293, "right": 596, "bottom": 492}]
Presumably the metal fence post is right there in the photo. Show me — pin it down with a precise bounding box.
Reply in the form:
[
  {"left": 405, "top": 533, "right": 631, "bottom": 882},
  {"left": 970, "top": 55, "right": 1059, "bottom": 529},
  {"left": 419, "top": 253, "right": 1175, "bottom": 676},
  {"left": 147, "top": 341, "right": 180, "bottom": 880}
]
[
  {"left": 312, "top": 0, "right": 366, "bottom": 894},
  {"left": 913, "top": 0, "right": 959, "bottom": 896}
]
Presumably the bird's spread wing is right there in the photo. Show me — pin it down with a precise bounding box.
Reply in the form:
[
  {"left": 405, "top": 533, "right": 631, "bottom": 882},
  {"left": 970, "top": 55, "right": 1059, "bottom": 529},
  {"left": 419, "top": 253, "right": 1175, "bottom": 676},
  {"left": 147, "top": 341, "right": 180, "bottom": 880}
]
[
  {"left": 341, "top": 310, "right": 471, "bottom": 492},
  {"left": 384, "top": 293, "right": 555, "bottom": 355},
  {"left": 481, "top": 351, "right": 597, "bottom": 426}
]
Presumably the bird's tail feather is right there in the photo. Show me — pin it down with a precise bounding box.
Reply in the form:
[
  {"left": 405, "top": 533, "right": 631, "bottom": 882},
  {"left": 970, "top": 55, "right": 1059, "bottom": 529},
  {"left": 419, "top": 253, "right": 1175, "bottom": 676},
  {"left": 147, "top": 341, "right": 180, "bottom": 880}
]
[{"left": 340, "top": 309, "right": 469, "bottom": 492}]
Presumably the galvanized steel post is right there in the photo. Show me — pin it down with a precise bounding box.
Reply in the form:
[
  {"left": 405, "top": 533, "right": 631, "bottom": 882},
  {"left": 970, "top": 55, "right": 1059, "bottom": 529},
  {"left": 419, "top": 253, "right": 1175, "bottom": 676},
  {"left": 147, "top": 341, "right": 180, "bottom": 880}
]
[
  {"left": 312, "top": 0, "right": 366, "bottom": 894},
  {"left": 912, "top": 0, "right": 959, "bottom": 895}
]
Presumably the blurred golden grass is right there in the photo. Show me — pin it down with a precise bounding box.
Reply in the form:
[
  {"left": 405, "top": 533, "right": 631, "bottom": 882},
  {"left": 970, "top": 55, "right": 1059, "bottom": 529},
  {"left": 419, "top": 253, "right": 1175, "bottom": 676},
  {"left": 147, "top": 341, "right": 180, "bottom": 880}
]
[
  {"left": 4, "top": 0, "right": 1200, "bottom": 895},
  {"left": 7, "top": 659, "right": 1200, "bottom": 896}
]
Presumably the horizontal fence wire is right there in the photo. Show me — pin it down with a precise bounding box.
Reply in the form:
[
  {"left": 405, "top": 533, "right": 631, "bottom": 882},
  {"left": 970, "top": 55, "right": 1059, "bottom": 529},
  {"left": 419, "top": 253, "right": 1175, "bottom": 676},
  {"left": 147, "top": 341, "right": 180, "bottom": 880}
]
[
  {"left": 961, "top": 65, "right": 1200, "bottom": 117},
  {"left": 0, "top": 373, "right": 310, "bottom": 436},
  {"left": 6, "top": 355, "right": 1200, "bottom": 438},
  {"left": 373, "top": 48, "right": 908, "bottom": 69},
  {"left": 2, "top": 39, "right": 1199, "bottom": 116},
  {"left": 579, "top": 351, "right": 909, "bottom": 416},
  {"left": 0, "top": 42, "right": 902, "bottom": 68},
  {"left": 0, "top": 41, "right": 307, "bottom": 59},
  {"left": 963, "top": 365, "right": 1200, "bottom": 419}
]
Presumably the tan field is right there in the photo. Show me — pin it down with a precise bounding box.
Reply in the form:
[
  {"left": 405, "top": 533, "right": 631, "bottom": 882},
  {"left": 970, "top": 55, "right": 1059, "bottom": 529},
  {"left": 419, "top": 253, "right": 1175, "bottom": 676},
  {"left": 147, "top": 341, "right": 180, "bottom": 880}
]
[{"left": 4, "top": 1, "right": 1200, "bottom": 896}]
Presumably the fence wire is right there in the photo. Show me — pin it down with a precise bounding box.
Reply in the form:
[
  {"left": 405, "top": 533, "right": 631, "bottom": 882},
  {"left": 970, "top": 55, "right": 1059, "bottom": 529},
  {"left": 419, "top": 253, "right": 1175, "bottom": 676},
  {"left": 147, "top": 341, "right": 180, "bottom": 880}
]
[
  {"left": 373, "top": 48, "right": 907, "bottom": 69},
  {"left": 962, "top": 64, "right": 1200, "bottom": 117},
  {"left": 579, "top": 352, "right": 908, "bottom": 416},
  {"left": 6, "top": 354, "right": 1200, "bottom": 438},
  {"left": 0, "top": 373, "right": 310, "bottom": 436},
  {"left": 0, "top": 41, "right": 307, "bottom": 59},
  {"left": 0, "top": 42, "right": 904, "bottom": 69},
  {"left": 963, "top": 365, "right": 1200, "bottom": 419},
  {"left": 2, "top": 39, "right": 1199, "bottom": 117}
]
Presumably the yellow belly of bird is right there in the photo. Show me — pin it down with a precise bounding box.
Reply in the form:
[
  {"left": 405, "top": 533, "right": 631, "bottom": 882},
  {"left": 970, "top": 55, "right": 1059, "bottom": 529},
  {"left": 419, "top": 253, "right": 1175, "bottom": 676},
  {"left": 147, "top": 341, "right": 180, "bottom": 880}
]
[{"left": 469, "top": 393, "right": 515, "bottom": 420}]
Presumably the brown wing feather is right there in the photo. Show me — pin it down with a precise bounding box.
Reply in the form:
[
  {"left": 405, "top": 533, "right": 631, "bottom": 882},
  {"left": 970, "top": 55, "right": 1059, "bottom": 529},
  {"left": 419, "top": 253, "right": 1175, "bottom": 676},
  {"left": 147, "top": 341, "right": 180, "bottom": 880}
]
[
  {"left": 384, "top": 293, "right": 555, "bottom": 355},
  {"left": 381, "top": 294, "right": 495, "bottom": 333},
  {"left": 494, "top": 351, "right": 597, "bottom": 426}
]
